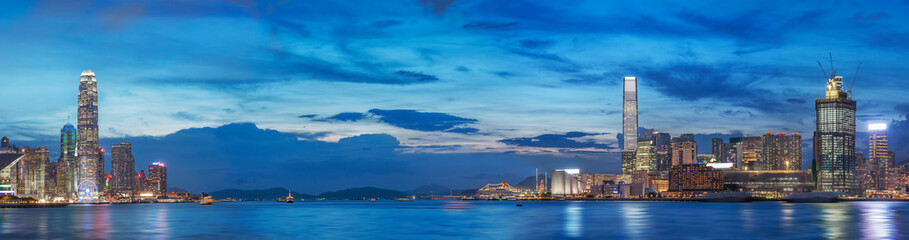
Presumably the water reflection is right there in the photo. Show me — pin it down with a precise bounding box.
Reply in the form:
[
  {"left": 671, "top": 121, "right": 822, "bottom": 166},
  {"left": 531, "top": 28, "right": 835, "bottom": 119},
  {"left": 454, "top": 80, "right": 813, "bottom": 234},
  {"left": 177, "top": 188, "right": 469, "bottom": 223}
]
[
  {"left": 563, "top": 202, "right": 582, "bottom": 238},
  {"left": 819, "top": 203, "right": 850, "bottom": 239},
  {"left": 620, "top": 203, "right": 646, "bottom": 239},
  {"left": 154, "top": 205, "right": 171, "bottom": 239},
  {"left": 780, "top": 204, "right": 794, "bottom": 229},
  {"left": 857, "top": 202, "right": 899, "bottom": 240}
]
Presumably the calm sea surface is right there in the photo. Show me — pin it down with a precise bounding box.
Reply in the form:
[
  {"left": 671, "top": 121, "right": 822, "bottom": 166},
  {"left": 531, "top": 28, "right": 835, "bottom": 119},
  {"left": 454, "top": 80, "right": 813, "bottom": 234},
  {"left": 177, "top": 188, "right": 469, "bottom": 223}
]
[{"left": 1, "top": 200, "right": 907, "bottom": 239}]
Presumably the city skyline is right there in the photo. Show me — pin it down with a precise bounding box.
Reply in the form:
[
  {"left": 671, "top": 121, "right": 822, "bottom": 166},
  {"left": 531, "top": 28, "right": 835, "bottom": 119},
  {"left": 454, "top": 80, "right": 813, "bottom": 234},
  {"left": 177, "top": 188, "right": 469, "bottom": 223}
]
[{"left": 1, "top": 1, "right": 908, "bottom": 193}]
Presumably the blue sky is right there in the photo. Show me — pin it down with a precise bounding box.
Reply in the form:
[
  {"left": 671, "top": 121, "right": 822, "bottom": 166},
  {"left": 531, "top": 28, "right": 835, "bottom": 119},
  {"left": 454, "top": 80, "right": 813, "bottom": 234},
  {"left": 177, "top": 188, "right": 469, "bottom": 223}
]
[{"left": 1, "top": 0, "right": 908, "bottom": 193}]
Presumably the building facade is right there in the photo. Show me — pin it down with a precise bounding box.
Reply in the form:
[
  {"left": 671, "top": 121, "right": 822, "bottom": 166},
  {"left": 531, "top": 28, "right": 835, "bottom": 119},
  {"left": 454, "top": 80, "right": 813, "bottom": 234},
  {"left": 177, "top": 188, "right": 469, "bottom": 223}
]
[
  {"left": 763, "top": 133, "right": 801, "bottom": 171},
  {"left": 712, "top": 138, "right": 728, "bottom": 162},
  {"left": 813, "top": 75, "right": 859, "bottom": 194},
  {"left": 621, "top": 150, "right": 636, "bottom": 175},
  {"left": 17, "top": 147, "right": 49, "bottom": 198},
  {"left": 551, "top": 169, "right": 582, "bottom": 196},
  {"left": 111, "top": 142, "right": 136, "bottom": 193},
  {"left": 623, "top": 76, "right": 638, "bottom": 151},
  {"left": 868, "top": 123, "right": 889, "bottom": 190},
  {"left": 146, "top": 162, "right": 167, "bottom": 195},
  {"left": 735, "top": 137, "right": 763, "bottom": 171},
  {"left": 635, "top": 139, "right": 655, "bottom": 172},
  {"left": 668, "top": 164, "right": 723, "bottom": 192},
  {"left": 77, "top": 70, "right": 102, "bottom": 198},
  {"left": 671, "top": 139, "right": 697, "bottom": 166},
  {"left": 59, "top": 123, "right": 77, "bottom": 199}
]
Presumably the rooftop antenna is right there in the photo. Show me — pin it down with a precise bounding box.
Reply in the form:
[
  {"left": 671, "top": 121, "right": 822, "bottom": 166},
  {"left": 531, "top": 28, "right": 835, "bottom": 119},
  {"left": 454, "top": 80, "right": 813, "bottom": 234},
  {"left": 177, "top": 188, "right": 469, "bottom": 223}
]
[
  {"left": 847, "top": 62, "right": 862, "bottom": 98},
  {"left": 817, "top": 61, "right": 828, "bottom": 79}
]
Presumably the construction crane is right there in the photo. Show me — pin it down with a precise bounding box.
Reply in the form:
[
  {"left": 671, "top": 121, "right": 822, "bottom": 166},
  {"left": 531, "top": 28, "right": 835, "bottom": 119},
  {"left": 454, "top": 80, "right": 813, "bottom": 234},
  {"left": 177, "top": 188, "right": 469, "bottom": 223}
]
[{"left": 847, "top": 62, "right": 862, "bottom": 98}]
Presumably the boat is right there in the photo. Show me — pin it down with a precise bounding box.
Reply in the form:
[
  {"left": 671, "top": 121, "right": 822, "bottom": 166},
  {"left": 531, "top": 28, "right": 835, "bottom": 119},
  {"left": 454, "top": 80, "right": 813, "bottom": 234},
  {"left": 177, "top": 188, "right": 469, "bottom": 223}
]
[
  {"left": 286, "top": 191, "right": 294, "bottom": 203},
  {"left": 694, "top": 192, "right": 752, "bottom": 202},
  {"left": 369, "top": 198, "right": 377, "bottom": 202},
  {"left": 395, "top": 198, "right": 413, "bottom": 202},
  {"left": 200, "top": 196, "right": 214, "bottom": 205},
  {"left": 785, "top": 192, "right": 841, "bottom": 203}
]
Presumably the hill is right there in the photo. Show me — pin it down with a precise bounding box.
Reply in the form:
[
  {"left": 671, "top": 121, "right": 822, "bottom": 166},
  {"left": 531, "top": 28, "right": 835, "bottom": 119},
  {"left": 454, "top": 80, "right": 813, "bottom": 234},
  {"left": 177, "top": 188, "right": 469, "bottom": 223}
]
[
  {"left": 318, "top": 187, "right": 409, "bottom": 200},
  {"left": 208, "top": 187, "right": 314, "bottom": 200}
]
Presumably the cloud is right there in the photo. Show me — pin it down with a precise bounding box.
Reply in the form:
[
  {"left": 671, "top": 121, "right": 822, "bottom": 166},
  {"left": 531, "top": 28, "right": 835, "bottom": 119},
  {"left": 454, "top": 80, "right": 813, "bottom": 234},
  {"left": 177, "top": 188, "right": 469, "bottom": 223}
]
[
  {"left": 367, "top": 109, "right": 477, "bottom": 132},
  {"left": 627, "top": 61, "right": 785, "bottom": 113},
  {"left": 393, "top": 70, "right": 439, "bottom": 82},
  {"left": 445, "top": 127, "right": 479, "bottom": 134},
  {"left": 297, "top": 114, "right": 318, "bottom": 118},
  {"left": 171, "top": 112, "right": 206, "bottom": 122},
  {"left": 325, "top": 112, "right": 367, "bottom": 122},
  {"left": 499, "top": 132, "right": 614, "bottom": 149},
  {"left": 518, "top": 39, "right": 554, "bottom": 49},
  {"left": 419, "top": 0, "right": 458, "bottom": 14},
  {"left": 462, "top": 21, "right": 520, "bottom": 29}
]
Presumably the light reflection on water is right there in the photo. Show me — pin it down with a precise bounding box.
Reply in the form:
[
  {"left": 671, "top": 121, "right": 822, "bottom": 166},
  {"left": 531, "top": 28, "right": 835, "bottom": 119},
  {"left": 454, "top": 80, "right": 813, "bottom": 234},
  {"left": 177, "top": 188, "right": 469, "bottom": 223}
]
[
  {"left": 857, "top": 201, "right": 898, "bottom": 240},
  {"left": 563, "top": 202, "right": 582, "bottom": 238},
  {"left": 0, "top": 201, "right": 907, "bottom": 239}
]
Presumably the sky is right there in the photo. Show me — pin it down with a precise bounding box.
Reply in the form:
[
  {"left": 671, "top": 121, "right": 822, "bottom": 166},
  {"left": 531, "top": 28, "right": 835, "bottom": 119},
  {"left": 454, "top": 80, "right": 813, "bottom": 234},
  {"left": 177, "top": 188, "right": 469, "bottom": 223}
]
[{"left": 1, "top": 0, "right": 908, "bottom": 194}]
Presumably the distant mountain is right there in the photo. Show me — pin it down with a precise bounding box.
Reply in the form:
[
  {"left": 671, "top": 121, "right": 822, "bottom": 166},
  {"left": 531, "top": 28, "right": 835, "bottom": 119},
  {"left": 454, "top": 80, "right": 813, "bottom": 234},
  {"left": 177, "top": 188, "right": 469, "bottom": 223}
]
[
  {"left": 515, "top": 175, "right": 547, "bottom": 189},
  {"left": 408, "top": 184, "right": 452, "bottom": 195},
  {"left": 208, "top": 187, "right": 314, "bottom": 200},
  {"left": 318, "top": 187, "right": 408, "bottom": 200}
]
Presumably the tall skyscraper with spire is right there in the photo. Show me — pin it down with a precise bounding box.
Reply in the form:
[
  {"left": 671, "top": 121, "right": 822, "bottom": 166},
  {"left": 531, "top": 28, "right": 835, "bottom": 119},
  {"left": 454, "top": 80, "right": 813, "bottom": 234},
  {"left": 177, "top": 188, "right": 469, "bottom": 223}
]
[
  {"left": 813, "top": 73, "right": 858, "bottom": 194},
  {"left": 59, "top": 123, "right": 77, "bottom": 199},
  {"left": 621, "top": 77, "right": 638, "bottom": 175},
  {"left": 77, "top": 70, "right": 101, "bottom": 200}
]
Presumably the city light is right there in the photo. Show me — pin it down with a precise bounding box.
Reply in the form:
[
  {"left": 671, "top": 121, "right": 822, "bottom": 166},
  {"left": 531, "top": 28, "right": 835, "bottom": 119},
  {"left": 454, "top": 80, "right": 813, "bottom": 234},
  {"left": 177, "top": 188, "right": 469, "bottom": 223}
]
[{"left": 869, "top": 123, "right": 887, "bottom": 130}]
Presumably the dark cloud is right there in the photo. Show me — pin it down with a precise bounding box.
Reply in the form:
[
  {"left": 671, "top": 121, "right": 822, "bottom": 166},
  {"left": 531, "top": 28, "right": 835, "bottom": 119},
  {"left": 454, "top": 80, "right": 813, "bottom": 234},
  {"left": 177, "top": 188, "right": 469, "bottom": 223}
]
[
  {"left": 628, "top": 61, "right": 785, "bottom": 113},
  {"left": 393, "top": 70, "right": 439, "bottom": 82},
  {"left": 171, "top": 112, "right": 206, "bottom": 121},
  {"left": 499, "top": 132, "right": 613, "bottom": 149},
  {"left": 455, "top": 66, "right": 470, "bottom": 72},
  {"left": 297, "top": 114, "right": 318, "bottom": 118},
  {"left": 561, "top": 72, "right": 621, "bottom": 85},
  {"left": 419, "top": 0, "right": 458, "bottom": 14},
  {"left": 462, "top": 21, "right": 520, "bottom": 29},
  {"left": 367, "top": 109, "right": 477, "bottom": 132},
  {"left": 326, "top": 112, "right": 367, "bottom": 122},
  {"left": 445, "top": 127, "right": 479, "bottom": 134},
  {"left": 518, "top": 39, "right": 554, "bottom": 49}
]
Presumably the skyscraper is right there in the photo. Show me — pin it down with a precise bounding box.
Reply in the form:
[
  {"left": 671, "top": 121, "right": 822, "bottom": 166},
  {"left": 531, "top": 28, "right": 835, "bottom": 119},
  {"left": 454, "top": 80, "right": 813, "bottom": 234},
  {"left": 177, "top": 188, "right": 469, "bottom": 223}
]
[
  {"left": 763, "top": 133, "right": 801, "bottom": 170},
  {"left": 146, "top": 162, "right": 167, "bottom": 195},
  {"left": 813, "top": 74, "right": 858, "bottom": 194},
  {"left": 111, "top": 142, "right": 136, "bottom": 193},
  {"left": 59, "top": 123, "right": 77, "bottom": 199},
  {"left": 735, "top": 137, "right": 763, "bottom": 171},
  {"left": 671, "top": 138, "right": 697, "bottom": 166},
  {"left": 712, "top": 138, "right": 727, "bottom": 162},
  {"left": 868, "top": 123, "right": 889, "bottom": 190},
  {"left": 77, "top": 70, "right": 101, "bottom": 199},
  {"left": 635, "top": 139, "right": 655, "bottom": 171},
  {"left": 17, "top": 147, "right": 49, "bottom": 199},
  {"left": 623, "top": 76, "right": 638, "bottom": 151}
]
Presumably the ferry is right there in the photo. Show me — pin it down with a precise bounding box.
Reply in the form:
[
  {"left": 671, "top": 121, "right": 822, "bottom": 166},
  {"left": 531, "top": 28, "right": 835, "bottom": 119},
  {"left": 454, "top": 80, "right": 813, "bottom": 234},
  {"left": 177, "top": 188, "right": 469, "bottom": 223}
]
[
  {"left": 286, "top": 191, "right": 294, "bottom": 204},
  {"left": 200, "top": 196, "right": 214, "bottom": 205}
]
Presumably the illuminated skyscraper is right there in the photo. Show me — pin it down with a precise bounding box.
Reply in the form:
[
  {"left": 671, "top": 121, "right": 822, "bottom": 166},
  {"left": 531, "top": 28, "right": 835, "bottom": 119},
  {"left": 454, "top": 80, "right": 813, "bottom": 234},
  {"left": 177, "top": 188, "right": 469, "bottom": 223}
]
[
  {"left": 735, "top": 137, "right": 763, "bottom": 171},
  {"left": 868, "top": 123, "right": 889, "bottom": 190},
  {"left": 712, "top": 138, "right": 727, "bottom": 162},
  {"left": 623, "top": 76, "right": 638, "bottom": 151},
  {"left": 77, "top": 70, "right": 101, "bottom": 199},
  {"left": 763, "top": 133, "right": 801, "bottom": 170},
  {"left": 813, "top": 74, "right": 858, "bottom": 194},
  {"left": 635, "top": 139, "right": 655, "bottom": 171},
  {"left": 146, "top": 162, "right": 167, "bottom": 195},
  {"left": 17, "top": 147, "right": 49, "bottom": 199},
  {"left": 671, "top": 138, "right": 697, "bottom": 166},
  {"left": 59, "top": 123, "right": 77, "bottom": 199},
  {"left": 621, "top": 150, "right": 636, "bottom": 175},
  {"left": 111, "top": 142, "right": 135, "bottom": 193}
]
